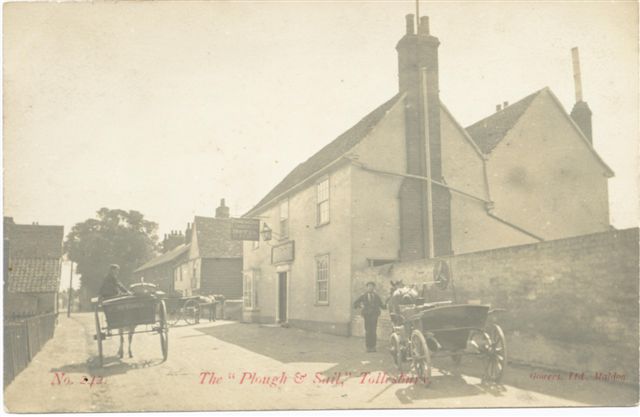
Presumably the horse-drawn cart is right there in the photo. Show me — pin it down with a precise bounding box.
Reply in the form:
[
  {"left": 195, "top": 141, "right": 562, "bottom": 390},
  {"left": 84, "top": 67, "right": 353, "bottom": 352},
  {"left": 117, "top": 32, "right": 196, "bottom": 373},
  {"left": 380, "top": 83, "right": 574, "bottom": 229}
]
[
  {"left": 389, "top": 261, "right": 507, "bottom": 385},
  {"left": 93, "top": 290, "right": 169, "bottom": 367},
  {"left": 165, "top": 296, "right": 201, "bottom": 326}
]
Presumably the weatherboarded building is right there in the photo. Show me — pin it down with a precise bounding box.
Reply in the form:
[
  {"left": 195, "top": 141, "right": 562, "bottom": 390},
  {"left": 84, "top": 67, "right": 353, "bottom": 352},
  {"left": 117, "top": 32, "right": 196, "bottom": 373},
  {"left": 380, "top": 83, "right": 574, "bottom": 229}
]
[
  {"left": 241, "top": 15, "right": 612, "bottom": 335},
  {"left": 174, "top": 200, "right": 243, "bottom": 298}
]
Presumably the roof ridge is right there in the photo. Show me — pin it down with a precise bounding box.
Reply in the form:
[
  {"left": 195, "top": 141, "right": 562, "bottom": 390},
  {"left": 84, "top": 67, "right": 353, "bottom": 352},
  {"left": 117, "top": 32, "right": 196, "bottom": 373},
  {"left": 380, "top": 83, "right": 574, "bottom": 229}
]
[
  {"left": 465, "top": 87, "right": 546, "bottom": 154},
  {"left": 134, "top": 243, "right": 191, "bottom": 272},
  {"left": 247, "top": 92, "right": 404, "bottom": 215},
  {"left": 466, "top": 87, "right": 546, "bottom": 130}
]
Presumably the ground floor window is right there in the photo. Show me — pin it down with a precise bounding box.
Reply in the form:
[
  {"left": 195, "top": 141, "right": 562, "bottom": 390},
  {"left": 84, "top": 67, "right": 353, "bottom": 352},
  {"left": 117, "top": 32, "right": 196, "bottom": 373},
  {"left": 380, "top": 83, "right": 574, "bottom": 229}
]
[{"left": 315, "top": 254, "right": 329, "bottom": 304}]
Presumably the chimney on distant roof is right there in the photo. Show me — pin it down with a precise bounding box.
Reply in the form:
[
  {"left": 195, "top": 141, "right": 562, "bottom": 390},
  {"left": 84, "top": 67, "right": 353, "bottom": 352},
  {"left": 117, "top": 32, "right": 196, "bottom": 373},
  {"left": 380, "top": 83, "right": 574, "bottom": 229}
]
[
  {"left": 216, "top": 198, "right": 230, "bottom": 218},
  {"left": 496, "top": 104, "right": 502, "bottom": 112},
  {"left": 569, "top": 47, "right": 593, "bottom": 143}
]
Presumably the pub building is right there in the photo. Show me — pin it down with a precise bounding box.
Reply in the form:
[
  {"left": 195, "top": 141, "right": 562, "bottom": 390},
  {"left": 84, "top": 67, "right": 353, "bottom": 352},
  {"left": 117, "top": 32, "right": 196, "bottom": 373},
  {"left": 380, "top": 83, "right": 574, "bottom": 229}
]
[{"left": 241, "top": 14, "right": 612, "bottom": 335}]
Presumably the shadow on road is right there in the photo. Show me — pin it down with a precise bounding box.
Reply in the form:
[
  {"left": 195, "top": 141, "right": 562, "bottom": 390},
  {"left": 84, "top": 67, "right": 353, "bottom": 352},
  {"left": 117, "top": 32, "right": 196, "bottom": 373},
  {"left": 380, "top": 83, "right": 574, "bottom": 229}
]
[
  {"left": 51, "top": 355, "right": 165, "bottom": 378},
  {"left": 196, "top": 322, "right": 507, "bottom": 403},
  {"left": 197, "top": 322, "right": 638, "bottom": 406}
]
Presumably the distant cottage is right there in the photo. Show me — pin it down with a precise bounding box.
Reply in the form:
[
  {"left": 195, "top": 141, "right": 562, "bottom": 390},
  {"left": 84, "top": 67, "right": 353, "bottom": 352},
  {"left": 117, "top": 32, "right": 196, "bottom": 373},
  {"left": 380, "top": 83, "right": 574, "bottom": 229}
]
[
  {"left": 134, "top": 200, "right": 243, "bottom": 299},
  {"left": 242, "top": 15, "right": 612, "bottom": 334},
  {"left": 4, "top": 217, "right": 64, "bottom": 317}
]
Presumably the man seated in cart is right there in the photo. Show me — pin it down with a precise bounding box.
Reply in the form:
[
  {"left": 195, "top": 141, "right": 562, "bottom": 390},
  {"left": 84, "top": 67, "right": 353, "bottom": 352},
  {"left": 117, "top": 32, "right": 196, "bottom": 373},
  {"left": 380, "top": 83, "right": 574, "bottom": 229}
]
[
  {"left": 98, "top": 264, "right": 131, "bottom": 300},
  {"left": 97, "top": 264, "right": 135, "bottom": 359}
]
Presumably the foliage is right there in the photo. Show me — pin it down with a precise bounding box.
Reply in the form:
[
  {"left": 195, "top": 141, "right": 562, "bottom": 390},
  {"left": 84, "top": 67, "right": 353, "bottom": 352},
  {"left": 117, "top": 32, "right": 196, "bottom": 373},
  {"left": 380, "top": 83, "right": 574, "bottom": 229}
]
[{"left": 64, "top": 208, "right": 159, "bottom": 296}]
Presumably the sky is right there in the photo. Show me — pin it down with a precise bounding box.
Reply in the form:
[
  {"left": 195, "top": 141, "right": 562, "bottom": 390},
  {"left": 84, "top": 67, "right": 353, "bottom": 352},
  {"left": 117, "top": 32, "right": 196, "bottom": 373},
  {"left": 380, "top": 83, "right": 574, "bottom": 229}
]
[{"left": 4, "top": 1, "right": 639, "bottom": 280}]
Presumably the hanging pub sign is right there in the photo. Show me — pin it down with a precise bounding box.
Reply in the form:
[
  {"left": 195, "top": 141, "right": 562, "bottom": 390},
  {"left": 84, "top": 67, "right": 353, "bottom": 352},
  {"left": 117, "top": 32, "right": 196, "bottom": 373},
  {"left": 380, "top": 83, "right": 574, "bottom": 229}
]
[
  {"left": 230, "top": 218, "right": 260, "bottom": 241},
  {"left": 272, "top": 241, "right": 295, "bottom": 264}
]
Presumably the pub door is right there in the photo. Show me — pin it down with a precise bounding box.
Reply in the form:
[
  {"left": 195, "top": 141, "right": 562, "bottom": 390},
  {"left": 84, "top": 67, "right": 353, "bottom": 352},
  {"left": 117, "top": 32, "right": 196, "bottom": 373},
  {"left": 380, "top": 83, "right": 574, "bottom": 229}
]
[{"left": 277, "top": 271, "right": 287, "bottom": 323}]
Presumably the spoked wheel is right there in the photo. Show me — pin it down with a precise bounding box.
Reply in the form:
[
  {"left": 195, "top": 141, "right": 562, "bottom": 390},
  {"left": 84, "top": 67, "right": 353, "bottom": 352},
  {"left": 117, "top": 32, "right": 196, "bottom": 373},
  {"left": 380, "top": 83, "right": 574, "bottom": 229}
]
[
  {"left": 410, "top": 330, "right": 432, "bottom": 385},
  {"left": 183, "top": 299, "right": 200, "bottom": 325},
  {"left": 158, "top": 300, "right": 169, "bottom": 361},
  {"left": 94, "top": 307, "right": 104, "bottom": 367},
  {"left": 389, "top": 333, "right": 408, "bottom": 372},
  {"left": 482, "top": 324, "right": 507, "bottom": 383}
]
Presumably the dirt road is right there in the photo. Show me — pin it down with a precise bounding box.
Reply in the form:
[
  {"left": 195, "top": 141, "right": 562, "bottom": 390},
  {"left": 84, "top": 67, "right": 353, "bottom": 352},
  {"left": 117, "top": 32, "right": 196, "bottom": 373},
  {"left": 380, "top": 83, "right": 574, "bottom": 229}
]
[{"left": 4, "top": 314, "right": 637, "bottom": 412}]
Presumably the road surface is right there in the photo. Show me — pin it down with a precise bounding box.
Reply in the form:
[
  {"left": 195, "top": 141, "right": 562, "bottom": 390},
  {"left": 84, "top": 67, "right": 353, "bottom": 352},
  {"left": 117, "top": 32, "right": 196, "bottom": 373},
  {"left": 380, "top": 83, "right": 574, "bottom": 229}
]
[{"left": 4, "top": 313, "right": 637, "bottom": 412}]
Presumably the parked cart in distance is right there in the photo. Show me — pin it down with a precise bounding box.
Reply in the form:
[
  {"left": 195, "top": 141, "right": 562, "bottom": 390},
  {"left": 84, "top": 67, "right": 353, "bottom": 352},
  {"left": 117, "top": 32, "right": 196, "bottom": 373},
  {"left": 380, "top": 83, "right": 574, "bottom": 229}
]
[
  {"left": 389, "top": 260, "right": 507, "bottom": 386},
  {"left": 165, "top": 296, "right": 201, "bottom": 326}
]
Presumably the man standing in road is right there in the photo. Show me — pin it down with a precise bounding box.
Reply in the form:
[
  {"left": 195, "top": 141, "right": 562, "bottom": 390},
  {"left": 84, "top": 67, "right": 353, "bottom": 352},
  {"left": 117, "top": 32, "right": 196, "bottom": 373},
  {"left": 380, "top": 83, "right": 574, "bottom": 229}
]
[{"left": 353, "top": 281, "right": 386, "bottom": 352}]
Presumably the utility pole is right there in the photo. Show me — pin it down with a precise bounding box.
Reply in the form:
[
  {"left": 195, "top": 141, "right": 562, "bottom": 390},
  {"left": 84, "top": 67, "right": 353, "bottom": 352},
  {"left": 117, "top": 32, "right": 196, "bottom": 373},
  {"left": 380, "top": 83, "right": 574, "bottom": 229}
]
[
  {"left": 421, "top": 68, "right": 435, "bottom": 259},
  {"left": 67, "top": 260, "right": 73, "bottom": 317}
]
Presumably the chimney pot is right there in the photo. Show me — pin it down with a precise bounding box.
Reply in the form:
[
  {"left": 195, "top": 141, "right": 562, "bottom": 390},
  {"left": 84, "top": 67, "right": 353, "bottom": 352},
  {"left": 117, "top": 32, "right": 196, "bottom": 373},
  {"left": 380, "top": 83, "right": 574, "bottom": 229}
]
[
  {"left": 418, "top": 16, "right": 430, "bottom": 35},
  {"left": 405, "top": 14, "right": 415, "bottom": 35},
  {"left": 496, "top": 104, "right": 502, "bottom": 112},
  {"left": 503, "top": 101, "right": 509, "bottom": 108},
  {"left": 216, "top": 198, "right": 231, "bottom": 218}
]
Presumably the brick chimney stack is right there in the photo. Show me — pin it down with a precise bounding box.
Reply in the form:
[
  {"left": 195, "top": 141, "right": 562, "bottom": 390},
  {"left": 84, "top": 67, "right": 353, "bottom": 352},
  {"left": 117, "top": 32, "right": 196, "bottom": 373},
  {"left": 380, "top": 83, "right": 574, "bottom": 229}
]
[
  {"left": 396, "top": 14, "right": 440, "bottom": 98},
  {"left": 396, "top": 14, "right": 452, "bottom": 260},
  {"left": 215, "top": 198, "right": 230, "bottom": 219},
  {"left": 569, "top": 47, "right": 593, "bottom": 143}
]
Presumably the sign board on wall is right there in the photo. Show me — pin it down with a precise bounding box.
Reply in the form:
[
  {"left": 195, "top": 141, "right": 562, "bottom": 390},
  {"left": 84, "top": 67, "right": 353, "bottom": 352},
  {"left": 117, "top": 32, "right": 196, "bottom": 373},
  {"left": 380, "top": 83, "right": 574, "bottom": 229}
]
[
  {"left": 230, "top": 218, "right": 260, "bottom": 241},
  {"left": 271, "top": 241, "right": 295, "bottom": 264}
]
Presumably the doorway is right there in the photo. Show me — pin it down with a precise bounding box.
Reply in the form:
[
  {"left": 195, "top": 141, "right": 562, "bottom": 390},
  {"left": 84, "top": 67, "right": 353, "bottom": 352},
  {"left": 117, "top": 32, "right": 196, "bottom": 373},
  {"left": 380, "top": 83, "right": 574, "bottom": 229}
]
[{"left": 277, "top": 271, "right": 287, "bottom": 323}]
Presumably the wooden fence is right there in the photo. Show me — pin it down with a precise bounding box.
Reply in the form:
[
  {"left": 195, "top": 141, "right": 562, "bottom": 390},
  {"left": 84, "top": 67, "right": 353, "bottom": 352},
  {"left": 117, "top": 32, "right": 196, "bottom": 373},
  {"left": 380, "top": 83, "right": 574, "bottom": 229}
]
[{"left": 4, "top": 313, "right": 57, "bottom": 388}]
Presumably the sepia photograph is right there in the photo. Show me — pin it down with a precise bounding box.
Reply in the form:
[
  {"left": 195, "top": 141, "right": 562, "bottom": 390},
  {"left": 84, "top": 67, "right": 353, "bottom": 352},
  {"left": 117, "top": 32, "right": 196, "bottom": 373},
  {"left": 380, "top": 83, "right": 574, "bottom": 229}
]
[{"left": 2, "top": 0, "right": 639, "bottom": 413}]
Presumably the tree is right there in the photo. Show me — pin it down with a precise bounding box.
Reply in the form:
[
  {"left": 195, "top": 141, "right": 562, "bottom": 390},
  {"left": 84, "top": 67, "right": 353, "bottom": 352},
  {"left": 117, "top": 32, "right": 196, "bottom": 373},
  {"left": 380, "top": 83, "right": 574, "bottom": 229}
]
[{"left": 64, "top": 208, "right": 159, "bottom": 298}]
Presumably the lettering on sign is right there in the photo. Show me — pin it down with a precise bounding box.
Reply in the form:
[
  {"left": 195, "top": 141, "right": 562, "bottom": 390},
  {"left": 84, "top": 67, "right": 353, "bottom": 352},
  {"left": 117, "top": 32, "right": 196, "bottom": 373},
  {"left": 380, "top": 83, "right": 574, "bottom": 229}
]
[
  {"left": 272, "top": 241, "right": 295, "bottom": 264},
  {"left": 230, "top": 218, "right": 260, "bottom": 241}
]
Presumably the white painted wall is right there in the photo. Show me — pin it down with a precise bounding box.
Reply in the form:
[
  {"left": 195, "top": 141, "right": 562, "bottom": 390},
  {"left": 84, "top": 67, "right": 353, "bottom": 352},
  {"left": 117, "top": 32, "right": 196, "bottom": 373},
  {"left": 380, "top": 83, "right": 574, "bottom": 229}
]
[{"left": 487, "top": 90, "right": 611, "bottom": 240}]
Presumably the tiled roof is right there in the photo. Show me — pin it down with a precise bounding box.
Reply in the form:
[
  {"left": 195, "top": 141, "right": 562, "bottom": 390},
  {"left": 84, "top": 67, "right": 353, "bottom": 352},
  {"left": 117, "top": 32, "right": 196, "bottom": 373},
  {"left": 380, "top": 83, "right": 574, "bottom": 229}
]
[
  {"left": 8, "top": 258, "right": 61, "bottom": 293},
  {"left": 466, "top": 89, "right": 543, "bottom": 154},
  {"left": 134, "top": 243, "right": 190, "bottom": 272},
  {"left": 193, "top": 216, "right": 242, "bottom": 258},
  {"left": 247, "top": 92, "right": 404, "bottom": 215},
  {"left": 4, "top": 219, "right": 64, "bottom": 293},
  {"left": 4, "top": 220, "right": 64, "bottom": 259}
]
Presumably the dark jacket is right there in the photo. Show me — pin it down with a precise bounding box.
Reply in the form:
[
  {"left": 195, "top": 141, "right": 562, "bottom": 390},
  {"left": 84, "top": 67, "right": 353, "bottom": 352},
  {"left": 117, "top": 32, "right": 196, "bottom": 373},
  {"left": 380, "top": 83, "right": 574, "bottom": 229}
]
[
  {"left": 353, "top": 291, "right": 386, "bottom": 317},
  {"left": 99, "top": 273, "right": 129, "bottom": 299}
]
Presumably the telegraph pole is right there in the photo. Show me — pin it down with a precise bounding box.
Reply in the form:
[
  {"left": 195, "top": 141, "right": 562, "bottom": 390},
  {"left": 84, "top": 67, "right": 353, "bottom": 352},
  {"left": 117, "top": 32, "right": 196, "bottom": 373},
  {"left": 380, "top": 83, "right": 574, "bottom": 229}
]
[{"left": 67, "top": 260, "right": 73, "bottom": 317}]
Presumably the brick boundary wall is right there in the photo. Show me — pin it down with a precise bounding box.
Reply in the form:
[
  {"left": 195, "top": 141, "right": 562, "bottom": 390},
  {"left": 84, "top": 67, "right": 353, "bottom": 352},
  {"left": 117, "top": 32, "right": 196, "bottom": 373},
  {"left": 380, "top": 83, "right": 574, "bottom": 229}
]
[{"left": 351, "top": 228, "right": 639, "bottom": 381}]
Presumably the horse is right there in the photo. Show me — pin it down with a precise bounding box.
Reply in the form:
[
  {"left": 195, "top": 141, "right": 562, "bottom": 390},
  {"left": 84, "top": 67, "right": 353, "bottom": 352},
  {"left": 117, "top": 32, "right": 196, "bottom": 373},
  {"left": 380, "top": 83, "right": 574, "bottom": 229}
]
[
  {"left": 117, "top": 279, "right": 160, "bottom": 359},
  {"left": 387, "top": 280, "right": 419, "bottom": 325},
  {"left": 117, "top": 327, "right": 135, "bottom": 358}
]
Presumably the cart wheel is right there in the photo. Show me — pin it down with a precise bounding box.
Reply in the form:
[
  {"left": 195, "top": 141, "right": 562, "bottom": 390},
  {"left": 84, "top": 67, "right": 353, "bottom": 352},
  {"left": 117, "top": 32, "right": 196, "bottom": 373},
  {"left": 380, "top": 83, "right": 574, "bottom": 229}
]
[
  {"left": 482, "top": 323, "right": 506, "bottom": 383},
  {"left": 389, "top": 333, "right": 408, "bottom": 372},
  {"left": 410, "top": 330, "right": 432, "bottom": 385},
  {"left": 183, "top": 299, "right": 200, "bottom": 325},
  {"left": 158, "top": 300, "right": 169, "bottom": 361},
  {"left": 94, "top": 307, "right": 104, "bottom": 367}
]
